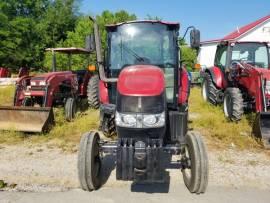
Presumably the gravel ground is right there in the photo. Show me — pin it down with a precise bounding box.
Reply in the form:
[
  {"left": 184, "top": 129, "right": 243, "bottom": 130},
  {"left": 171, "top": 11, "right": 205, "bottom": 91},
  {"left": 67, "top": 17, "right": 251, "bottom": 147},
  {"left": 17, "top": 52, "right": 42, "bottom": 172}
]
[{"left": 0, "top": 143, "right": 270, "bottom": 192}]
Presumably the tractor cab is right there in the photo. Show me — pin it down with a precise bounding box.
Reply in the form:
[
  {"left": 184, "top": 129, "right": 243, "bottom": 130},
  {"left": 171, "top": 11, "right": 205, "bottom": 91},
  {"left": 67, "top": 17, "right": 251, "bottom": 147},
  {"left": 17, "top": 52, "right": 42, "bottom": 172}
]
[
  {"left": 214, "top": 41, "right": 270, "bottom": 72},
  {"left": 104, "top": 21, "right": 180, "bottom": 108}
]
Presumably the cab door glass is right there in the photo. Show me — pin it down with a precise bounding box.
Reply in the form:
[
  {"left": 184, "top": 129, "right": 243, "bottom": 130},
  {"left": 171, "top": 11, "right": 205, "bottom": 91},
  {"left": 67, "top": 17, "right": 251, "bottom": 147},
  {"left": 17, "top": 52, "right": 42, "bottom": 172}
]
[{"left": 215, "top": 46, "right": 227, "bottom": 70}]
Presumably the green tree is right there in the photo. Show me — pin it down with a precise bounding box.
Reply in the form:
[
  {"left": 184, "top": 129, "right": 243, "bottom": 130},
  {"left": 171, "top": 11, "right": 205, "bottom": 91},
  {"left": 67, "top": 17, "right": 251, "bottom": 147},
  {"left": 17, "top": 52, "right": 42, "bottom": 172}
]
[
  {"left": 181, "top": 46, "right": 197, "bottom": 71},
  {"left": 44, "top": 10, "right": 137, "bottom": 71},
  {"left": 179, "top": 39, "right": 197, "bottom": 71},
  {"left": 0, "top": 0, "right": 79, "bottom": 71}
]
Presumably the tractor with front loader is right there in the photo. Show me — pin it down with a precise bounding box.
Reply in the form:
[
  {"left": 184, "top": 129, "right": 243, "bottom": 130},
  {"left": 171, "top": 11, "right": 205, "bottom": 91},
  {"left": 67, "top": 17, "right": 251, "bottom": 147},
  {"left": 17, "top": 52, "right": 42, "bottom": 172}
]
[
  {"left": 201, "top": 41, "right": 270, "bottom": 148},
  {"left": 0, "top": 47, "right": 99, "bottom": 133},
  {"left": 77, "top": 18, "right": 209, "bottom": 194}
]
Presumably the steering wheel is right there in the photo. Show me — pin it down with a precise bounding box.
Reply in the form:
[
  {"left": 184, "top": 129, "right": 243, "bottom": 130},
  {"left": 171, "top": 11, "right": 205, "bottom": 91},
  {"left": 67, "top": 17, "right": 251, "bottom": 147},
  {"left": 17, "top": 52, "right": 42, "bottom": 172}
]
[{"left": 231, "top": 61, "right": 245, "bottom": 69}]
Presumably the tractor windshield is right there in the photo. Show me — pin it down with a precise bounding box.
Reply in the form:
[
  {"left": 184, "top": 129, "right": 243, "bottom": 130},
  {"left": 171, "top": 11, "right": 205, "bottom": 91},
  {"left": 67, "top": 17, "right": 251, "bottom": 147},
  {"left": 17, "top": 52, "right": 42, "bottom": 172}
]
[
  {"left": 108, "top": 23, "right": 176, "bottom": 70},
  {"left": 108, "top": 22, "right": 177, "bottom": 103},
  {"left": 231, "top": 43, "right": 269, "bottom": 69}
]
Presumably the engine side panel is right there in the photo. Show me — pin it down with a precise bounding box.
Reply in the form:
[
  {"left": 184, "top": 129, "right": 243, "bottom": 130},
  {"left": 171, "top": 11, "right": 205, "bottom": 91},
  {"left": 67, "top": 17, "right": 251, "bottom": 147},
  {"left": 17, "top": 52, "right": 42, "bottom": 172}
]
[
  {"left": 99, "top": 80, "right": 109, "bottom": 104},
  {"left": 178, "top": 68, "right": 189, "bottom": 105}
]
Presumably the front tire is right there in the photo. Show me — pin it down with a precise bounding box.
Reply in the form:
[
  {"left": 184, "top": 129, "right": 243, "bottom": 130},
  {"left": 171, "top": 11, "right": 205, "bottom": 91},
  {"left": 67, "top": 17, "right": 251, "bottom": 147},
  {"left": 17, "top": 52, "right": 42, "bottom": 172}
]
[
  {"left": 201, "top": 73, "right": 219, "bottom": 105},
  {"left": 181, "top": 131, "right": 209, "bottom": 194},
  {"left": 223, "top": 88, "right": 244, "bottom": 121},
  {"left": 65, "top": 97, "right": 76, "bottom": 121},
  {"left": 100, "top": 114, "right": 116, "bottom": 138},
  {"left": 22, "top": 97, "right": 33, "bottom": 106},
  {"left": 78, "top": 131, "right": 102, "bottom": 191}
]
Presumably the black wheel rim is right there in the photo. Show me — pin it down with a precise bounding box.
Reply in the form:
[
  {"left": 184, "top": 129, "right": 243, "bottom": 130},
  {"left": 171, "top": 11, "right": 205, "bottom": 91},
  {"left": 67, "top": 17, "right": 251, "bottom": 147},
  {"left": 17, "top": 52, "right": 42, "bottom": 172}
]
[
  {"left": 182, "top": 146, "right": 192, "bottom": 182},
  {"left": 93, "top": 139, "right": 101, "bottom": 179}
]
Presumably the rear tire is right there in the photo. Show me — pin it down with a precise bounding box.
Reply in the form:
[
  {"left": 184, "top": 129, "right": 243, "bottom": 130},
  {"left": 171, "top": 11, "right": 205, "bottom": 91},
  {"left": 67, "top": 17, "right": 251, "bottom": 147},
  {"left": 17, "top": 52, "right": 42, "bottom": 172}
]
[
  {"left": 87, "top": 75, "right": 100, "bottom": 109},
  {"left": 78, "top": 131, "right": 102, "bottom": 191},
  {"left": 65, "top": 97, "right": 76, "bottom": 121},
  {"left": 223, "top": 88, "right": 243, "bottom": 121},
  {"left": 182, "top": 131, "right": 209, "bottom": 194},
  {"left": 201, "top": 73, "right": 219, "bottom": 105}
]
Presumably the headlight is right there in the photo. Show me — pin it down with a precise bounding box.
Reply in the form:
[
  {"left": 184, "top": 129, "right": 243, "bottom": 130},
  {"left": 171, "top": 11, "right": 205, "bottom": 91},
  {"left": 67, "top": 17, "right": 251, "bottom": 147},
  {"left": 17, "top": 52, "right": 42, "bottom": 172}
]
[
  {"left": 115, "top": 112, "right": 136, "bottom": 127},
  {"left": 143, "top": 113, "right": 165, "bottom": 127},
  {"left": 122, "top": 114, "right": 137, "bottom": 126},
  {"left": 30, "top": 81, "right": 36, "bottom": 86},
  {"left": 115, "top": 111, "right": 165, "bottom": 128},
  {"left": 39, "top": 81, "right": 46, "bottom": 86}
]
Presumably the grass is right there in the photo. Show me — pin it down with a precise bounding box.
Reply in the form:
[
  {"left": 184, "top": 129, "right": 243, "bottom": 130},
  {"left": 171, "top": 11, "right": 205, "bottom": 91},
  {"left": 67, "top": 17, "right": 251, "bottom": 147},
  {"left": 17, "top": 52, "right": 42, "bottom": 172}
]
[
  {"left": 0, "top": 86, "right": 15, "bottom": 106},
  {"left": 0, "top": 108, "right": 99, "bottom": 151},
  {"left": 189, "top": 87, "right": 261, "bottom": 150},
  {"left": 0, "top": 85, "right": 263, "bottom": 151}
]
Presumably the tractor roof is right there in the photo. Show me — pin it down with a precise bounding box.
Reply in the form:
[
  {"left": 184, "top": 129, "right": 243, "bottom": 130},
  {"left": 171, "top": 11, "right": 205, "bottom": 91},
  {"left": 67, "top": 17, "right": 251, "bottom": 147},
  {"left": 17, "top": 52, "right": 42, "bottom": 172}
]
[
  {"left": 45, "top": 47, "right": 91, "bottom": 54},
  {"left": 106, "top": 20, "right": 180, "bottom": 30}
]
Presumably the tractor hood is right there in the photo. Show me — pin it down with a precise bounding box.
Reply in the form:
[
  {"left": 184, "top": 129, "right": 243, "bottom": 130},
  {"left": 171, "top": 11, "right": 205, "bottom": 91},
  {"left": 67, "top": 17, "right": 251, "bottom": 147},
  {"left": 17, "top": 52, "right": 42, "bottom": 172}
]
[
  {"left": 240, "top": 63, "right": 270, "bottom": 79},
  {"left": 253, "top": 68, "right": 270, "bottom": 78},
  {"left": 31, "top": 71, "right": 73, "bottom": 86},
  {"left": 117, "top": 65, "right": 165, "bottom": 97},
  {"left": 31, "top": 71, "right": 73, "bottom": 81}
]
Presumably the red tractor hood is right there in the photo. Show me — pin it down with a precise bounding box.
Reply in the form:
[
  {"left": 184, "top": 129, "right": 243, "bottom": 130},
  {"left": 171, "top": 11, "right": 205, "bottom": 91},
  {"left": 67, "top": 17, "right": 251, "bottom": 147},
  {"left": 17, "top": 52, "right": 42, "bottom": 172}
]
[
  {"left": 31, "top": 71, "right": 73, "bottom": 81},
  {"left": 117, "top": 65, "right": 165, "bottom": 96},
  {"left": 253, "top": 68, "right": 270, "bottom": 79}
]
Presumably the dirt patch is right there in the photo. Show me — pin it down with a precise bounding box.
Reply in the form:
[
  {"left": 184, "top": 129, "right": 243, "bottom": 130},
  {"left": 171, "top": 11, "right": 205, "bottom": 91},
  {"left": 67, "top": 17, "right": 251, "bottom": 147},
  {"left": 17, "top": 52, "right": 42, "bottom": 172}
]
[{"left": 0, "top": 143, "right": 270, "bottom": 192}]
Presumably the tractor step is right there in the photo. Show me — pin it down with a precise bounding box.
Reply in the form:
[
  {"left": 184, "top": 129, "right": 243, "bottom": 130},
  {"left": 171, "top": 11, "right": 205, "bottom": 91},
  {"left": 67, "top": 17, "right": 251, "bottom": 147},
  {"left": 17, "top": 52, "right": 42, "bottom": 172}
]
[{"left": 0, "top": 106, "right": 54, "bottom": 133}]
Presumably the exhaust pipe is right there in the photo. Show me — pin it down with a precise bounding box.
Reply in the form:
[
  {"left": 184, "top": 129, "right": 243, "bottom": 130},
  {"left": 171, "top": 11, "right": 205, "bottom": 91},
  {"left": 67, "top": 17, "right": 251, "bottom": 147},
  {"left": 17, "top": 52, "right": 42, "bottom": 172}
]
[{"left": 89, "top": 16, "right": 117, "bottom": 83}]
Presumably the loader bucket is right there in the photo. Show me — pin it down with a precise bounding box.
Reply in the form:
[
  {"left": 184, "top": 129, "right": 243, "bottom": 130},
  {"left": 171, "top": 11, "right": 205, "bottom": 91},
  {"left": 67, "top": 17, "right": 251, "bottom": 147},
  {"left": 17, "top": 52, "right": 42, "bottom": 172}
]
[
  {"left": 0, "top": 106, "right": 54, "bottom": 133},
  {"left": 253, "top": 112, "right": 270, "bottom": 149}
]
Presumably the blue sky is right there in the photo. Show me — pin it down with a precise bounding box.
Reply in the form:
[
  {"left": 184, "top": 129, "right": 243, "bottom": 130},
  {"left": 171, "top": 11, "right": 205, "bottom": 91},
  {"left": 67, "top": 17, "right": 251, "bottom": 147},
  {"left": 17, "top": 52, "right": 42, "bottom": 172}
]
[{"left": 80, "top": 0, "right": 270, "bottom": 41}]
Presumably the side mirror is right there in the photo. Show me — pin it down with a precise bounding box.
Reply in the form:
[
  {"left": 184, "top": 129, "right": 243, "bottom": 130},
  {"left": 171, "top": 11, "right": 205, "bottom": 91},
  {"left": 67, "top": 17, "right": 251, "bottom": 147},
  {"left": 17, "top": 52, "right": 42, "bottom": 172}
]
[
  {"left": 190, "top": 29, "right": 200, "bottom": 49},
  {"left": 85, "top": 34, "right": 95, "bottom": 52}
]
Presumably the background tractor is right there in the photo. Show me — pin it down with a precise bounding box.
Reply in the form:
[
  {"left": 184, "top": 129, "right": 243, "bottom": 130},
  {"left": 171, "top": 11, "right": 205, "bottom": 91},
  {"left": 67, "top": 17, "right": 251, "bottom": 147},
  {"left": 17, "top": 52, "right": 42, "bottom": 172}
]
[
  {"left": 201, "top": 41, "right": 270, "bottom": 148},
  {"left": 0, "top": 67, "right": 11, "bottom": 78},
  {"left": 0, "top": 46, "right": 99, "bottom": 133},
  {"left": 77, "top": 17, "right": 209, "bottom": 194}
]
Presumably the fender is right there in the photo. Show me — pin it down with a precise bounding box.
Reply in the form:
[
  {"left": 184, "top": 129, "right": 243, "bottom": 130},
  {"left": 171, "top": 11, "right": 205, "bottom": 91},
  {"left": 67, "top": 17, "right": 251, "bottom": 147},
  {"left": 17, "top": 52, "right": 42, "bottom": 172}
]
[
  {"left": 178, "top": 68, "right": 190, "bottom": 104},
  {"left": 99, "top": 80, "right": 109, "bottom": 104},
  {"left": 204, "top": 66, "right": 227, "bottom": 89}
]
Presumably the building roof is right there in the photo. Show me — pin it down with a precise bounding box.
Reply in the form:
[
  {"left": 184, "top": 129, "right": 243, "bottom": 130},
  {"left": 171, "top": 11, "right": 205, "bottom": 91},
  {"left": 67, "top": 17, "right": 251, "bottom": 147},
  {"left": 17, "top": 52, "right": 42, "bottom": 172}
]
[{"left": 201, "top": 14, "right": 270, "bottom": 45}]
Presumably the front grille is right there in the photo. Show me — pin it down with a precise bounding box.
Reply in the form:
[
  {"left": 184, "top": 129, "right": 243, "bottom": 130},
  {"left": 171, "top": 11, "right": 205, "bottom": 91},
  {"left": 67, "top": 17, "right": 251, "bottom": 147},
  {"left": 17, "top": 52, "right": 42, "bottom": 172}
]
[
  {"left": 30, "top": 86, "right": 46, "bottom": 91},
  {"left": 116, "top": 93, "right": 165, "bottom": 113}
]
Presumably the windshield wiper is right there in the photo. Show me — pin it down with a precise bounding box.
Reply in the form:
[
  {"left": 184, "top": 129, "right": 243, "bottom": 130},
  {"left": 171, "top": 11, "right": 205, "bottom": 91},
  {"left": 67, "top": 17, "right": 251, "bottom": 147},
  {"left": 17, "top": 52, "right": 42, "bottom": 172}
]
[{"left": 120, "top": 43, "right": 145, "bottom": 62}]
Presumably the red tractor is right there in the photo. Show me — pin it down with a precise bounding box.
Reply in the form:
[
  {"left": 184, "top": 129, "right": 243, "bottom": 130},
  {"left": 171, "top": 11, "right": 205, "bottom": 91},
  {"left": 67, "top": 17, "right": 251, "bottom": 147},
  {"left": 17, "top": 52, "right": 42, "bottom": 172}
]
[
  {"left": 201, "top": 41, "right": 270, "bottom": 148},
  {"left": 77, "top": 18, "right": 209, "bottom": 194},
  {"left": 0, "top": 67, "right": 11, "bottom": 78},
  {"left": 0, "top": 47, "right": 99, "bottom": 133}
]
